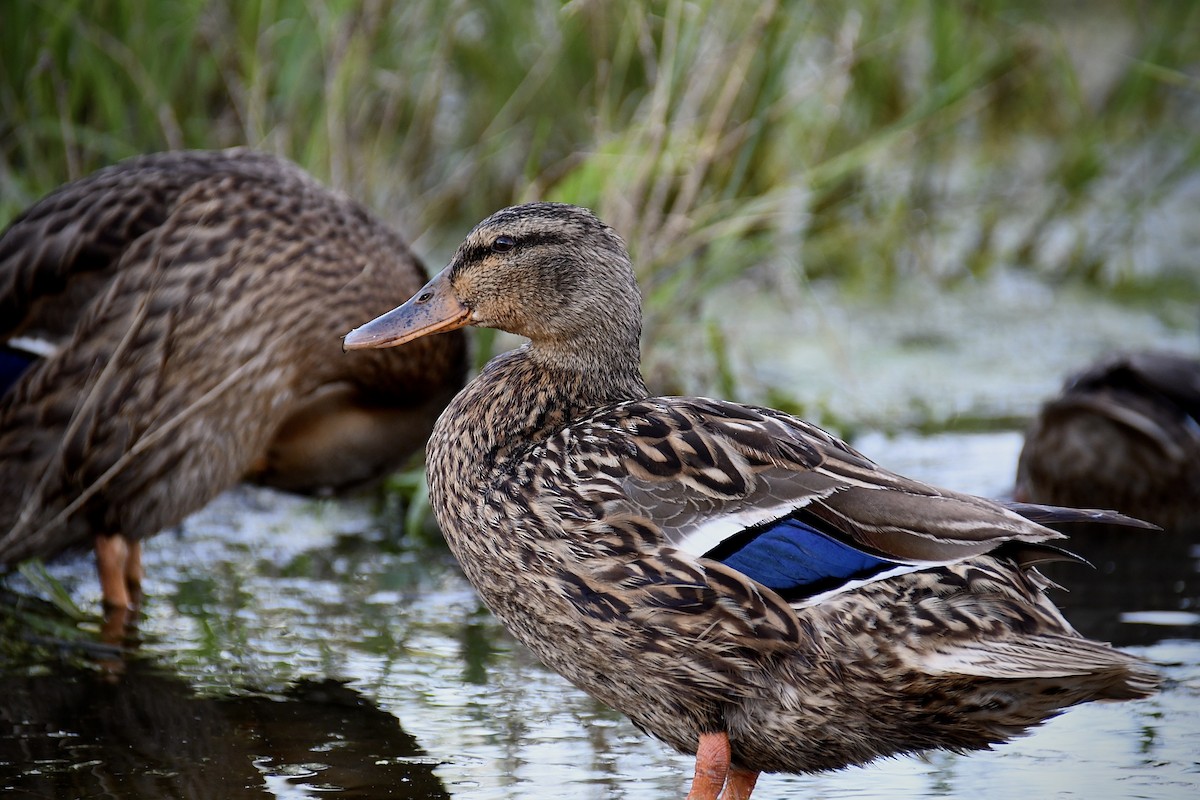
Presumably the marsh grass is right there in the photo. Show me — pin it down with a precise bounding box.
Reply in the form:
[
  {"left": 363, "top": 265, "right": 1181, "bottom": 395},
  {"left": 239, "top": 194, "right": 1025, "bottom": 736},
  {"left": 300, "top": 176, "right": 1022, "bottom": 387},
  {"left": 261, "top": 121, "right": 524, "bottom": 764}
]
[
  {"left": 2, "top": 0, "right": 1197, "bottom": 387},
  {"left": 0, "top": 562, "right": 123, "bottom": 667}
]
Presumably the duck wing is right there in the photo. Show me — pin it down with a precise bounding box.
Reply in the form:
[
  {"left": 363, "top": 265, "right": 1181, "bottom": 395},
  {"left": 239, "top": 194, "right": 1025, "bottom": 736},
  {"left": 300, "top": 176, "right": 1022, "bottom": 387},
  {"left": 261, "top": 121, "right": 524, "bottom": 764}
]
[
  {"left": 0, "top": 149, "right": 310, "bottom": 343},
  {"left": 569, "top": 397, "right": 1108, "bottom": 602}
]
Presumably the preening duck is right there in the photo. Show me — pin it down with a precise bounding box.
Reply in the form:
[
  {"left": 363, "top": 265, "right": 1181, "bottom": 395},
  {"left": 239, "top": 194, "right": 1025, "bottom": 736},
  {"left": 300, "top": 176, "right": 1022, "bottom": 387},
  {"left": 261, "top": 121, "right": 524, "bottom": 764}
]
[
  {"left": 1017, "top": 350, "right": 1200, "bottom": 533},
  {"left": 344, "top": 202, "right": 1157, "bottom": 800},
  {"left": 0, "top": 150, "right": 466, "bottom": 621}
]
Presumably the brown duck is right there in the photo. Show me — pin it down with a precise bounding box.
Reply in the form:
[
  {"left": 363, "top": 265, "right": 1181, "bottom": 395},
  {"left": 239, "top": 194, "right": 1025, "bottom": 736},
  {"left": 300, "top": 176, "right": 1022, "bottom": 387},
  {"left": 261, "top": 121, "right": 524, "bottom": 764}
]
[
  {"left": 0, "top": 149, "right": 466, "bottom": 618},
  {"left": 345, "top": 202, "right": 1157, "bottom": 799},
  {"left": 1017, "top": 350, "right": 1200, "bottom": 533}
]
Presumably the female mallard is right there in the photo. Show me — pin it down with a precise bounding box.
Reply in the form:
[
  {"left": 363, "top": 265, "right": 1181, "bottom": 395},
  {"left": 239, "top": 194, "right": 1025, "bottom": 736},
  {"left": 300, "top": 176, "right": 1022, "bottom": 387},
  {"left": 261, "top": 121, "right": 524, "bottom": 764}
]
[
  {"left": 0, "top": 149, "right": 466, "bottom": 620},
  {"left": 1016, "top": 351, "right": 1200, "bottom": 533},
  {"left": 344, "top": 203, "right": 1157, "bottom": 799}
]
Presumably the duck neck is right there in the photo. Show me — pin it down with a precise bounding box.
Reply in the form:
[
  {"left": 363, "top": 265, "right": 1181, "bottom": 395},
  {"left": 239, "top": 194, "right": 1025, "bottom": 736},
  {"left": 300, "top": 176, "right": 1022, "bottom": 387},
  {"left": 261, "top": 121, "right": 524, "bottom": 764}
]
[{"left": 428, "top": 335, "right": 648, "bottom": 493}]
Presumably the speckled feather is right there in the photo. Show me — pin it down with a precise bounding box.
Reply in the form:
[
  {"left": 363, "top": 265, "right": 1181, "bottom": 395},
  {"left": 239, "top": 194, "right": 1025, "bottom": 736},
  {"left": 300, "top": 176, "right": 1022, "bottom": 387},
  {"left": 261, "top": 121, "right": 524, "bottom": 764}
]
[
  {"left": 357, "top": 202, "right": 1157, "bottom": 779},
  {"left": 0, "top": 149, "right": 466, "bottom": 565}
]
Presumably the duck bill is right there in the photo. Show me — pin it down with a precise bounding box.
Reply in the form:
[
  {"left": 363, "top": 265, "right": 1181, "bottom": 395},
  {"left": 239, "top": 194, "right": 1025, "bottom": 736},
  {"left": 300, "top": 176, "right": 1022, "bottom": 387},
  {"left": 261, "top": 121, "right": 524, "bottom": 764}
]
[{"left": 343, "top": 270, "right": 469, "bottom": 350}]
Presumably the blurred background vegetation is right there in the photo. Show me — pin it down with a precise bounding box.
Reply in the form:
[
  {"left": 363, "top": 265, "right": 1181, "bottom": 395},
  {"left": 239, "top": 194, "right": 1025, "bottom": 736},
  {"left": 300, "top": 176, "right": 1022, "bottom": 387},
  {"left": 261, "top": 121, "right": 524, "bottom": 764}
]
[{"left": 2, "top": 0, "right": 1197, "bottom": 400}]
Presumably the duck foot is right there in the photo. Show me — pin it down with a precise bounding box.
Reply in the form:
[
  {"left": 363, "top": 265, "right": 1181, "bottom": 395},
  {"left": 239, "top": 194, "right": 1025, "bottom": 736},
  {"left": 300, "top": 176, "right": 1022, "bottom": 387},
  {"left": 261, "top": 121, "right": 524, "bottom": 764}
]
[
  {"left": 95, "top": 534, "right": 143, "bottom": 649},
  {"left": 686, "top": 732, "right": 760, "bottom": 800},
  {"left": 722, "top": 767, "right": 759, "bottom": 800},
  {"left": 95, "top": 533, "right": 142, "bottom": 610}
]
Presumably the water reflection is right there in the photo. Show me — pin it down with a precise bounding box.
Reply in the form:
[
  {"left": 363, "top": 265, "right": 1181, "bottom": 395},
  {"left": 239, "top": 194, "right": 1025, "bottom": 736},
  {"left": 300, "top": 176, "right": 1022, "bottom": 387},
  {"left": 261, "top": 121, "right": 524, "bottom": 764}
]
[
  {"left": 0, "top": 661, "right": 448, "bottom": 799},
  {"left": 1038, "top": 523, "right": 1200, "bottom": 647}
]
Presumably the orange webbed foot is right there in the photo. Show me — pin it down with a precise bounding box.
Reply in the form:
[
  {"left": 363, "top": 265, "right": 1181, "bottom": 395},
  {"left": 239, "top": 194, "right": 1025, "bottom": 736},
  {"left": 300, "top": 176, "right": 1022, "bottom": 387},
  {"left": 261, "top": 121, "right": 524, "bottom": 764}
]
[{"left": 685, "top": 732, "right": 760, "bottom": 800}]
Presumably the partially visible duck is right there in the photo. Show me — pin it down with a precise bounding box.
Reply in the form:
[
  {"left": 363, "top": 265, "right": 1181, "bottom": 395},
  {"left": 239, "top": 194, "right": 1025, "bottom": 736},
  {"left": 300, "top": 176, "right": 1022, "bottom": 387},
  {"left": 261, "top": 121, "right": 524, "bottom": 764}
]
[
  {"left": 0, "top": 149, "right": 466, "bottom": 619},
  {"left": 344, "top": 202, "right": 1157, "bottom": 799},
  {"left": 1016, "top": 351, "right": 1200, "bottom": 533}
]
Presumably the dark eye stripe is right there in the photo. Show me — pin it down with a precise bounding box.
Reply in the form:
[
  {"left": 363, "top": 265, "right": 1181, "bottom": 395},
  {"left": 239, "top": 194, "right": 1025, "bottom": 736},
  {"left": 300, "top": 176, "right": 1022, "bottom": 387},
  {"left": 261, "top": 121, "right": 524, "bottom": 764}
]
[
  {"left": 456, "top": 243, "right": 490, "bottom": 269},
  {"left": 457, "top": 231, "right": 569, "bottom": 270},
  {"left": 512, "top": 231, "right": 567, "bottom": 249}
]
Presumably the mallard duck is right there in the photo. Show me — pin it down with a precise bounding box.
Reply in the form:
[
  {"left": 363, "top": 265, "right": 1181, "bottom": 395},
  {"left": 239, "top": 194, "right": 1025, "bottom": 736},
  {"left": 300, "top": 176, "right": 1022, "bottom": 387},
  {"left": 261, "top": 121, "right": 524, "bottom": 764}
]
[
  {"left": 1016, "top": 351, "right": 1200, "bottom": 533},
  {"left": 0, "top": 149, "right": 466, "bottom": 619},
  {"left": 344, "top": 202, "right": 1157, "bottom": 799}
]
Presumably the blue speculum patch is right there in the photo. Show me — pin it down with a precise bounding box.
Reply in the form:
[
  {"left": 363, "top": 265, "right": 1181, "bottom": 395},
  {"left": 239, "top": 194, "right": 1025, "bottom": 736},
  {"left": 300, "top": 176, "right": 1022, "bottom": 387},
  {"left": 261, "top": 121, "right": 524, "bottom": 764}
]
[
  {"left": 704, "top": 516, "right": 900, "bottom": 599},
  {"left": 0, "top": 343, "right": 37, "bottom": 397}
]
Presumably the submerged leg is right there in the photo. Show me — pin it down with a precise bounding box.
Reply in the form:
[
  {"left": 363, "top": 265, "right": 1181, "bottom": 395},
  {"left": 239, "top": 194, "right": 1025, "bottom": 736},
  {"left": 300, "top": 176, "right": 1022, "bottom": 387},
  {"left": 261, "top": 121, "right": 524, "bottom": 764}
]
[
  {"left": 95, "top": 533, "right": 143, "bottom": 647},
  {"left": 124, "top": 538, "right": 144, "bottom": 608},
  {"left": 720, "top": 766, "right": 759, "bottom": 800},
  {"left": 95, "top": 533, "right": 132, "bottom": 611},
  {"left": 686, "top": 731, "right": 731, "bottom": 800}
]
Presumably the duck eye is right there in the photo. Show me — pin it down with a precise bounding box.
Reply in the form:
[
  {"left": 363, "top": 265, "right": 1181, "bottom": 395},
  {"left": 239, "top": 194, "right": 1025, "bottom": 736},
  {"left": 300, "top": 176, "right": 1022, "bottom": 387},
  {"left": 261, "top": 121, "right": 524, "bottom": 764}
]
[{"left": 491, "top": 235, "right": 516, "bottom": 253}]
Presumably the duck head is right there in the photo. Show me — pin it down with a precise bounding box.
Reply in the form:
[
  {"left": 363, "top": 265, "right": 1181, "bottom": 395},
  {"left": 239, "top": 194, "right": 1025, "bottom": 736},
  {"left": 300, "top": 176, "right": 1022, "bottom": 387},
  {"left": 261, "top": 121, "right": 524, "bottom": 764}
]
[{"left": 343, "top": 202, "right": 642, "bottom": 356}]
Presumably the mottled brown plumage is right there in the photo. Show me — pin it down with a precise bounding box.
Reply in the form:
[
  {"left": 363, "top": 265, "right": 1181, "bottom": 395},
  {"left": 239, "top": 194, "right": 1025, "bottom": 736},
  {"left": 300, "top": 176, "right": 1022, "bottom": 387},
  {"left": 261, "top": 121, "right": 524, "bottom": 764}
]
[
  {"left": 0, "top": 149, "right": 466, "bottom": 612},
  {"left": 1016, "top": 351, "right": 1200, "bottom": 533},
  {"left": 344, "top": 202, "right": 1156, "bottom": 799}
]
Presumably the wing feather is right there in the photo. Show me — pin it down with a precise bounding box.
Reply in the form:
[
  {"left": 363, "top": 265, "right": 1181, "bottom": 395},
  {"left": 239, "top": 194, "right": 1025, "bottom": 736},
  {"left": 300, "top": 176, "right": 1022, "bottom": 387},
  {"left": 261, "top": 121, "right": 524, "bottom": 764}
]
[{"left": 563, "top": 396, "right": 1105, "bottom": 600}]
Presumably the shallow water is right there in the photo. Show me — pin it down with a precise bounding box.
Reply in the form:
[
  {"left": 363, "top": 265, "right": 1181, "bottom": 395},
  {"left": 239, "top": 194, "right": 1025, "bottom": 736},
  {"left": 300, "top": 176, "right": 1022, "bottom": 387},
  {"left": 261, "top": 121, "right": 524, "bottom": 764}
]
[
  {"left": 2, "top": 284, "right": 1199, "bottom": 800},
  {"left": 707, "top": 270, "right": 1198, "bottom": 432}
]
